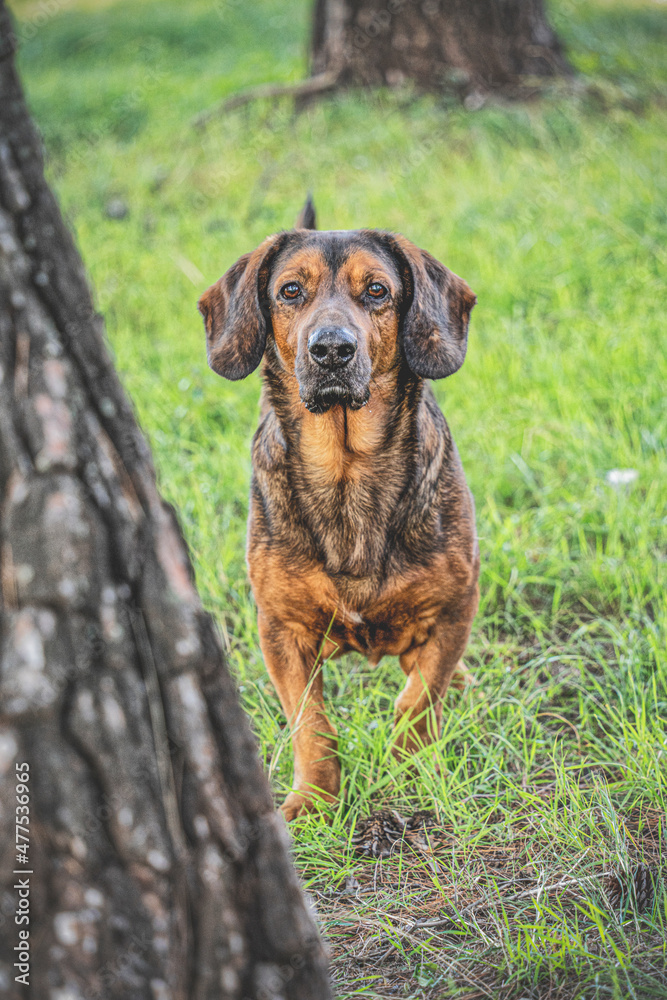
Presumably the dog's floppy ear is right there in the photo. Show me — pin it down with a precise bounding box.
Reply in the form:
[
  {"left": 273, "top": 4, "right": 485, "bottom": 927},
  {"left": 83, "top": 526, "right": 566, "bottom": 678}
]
[
  {"left": 198, "top": 233, "right": 288, "bottom": 380},
  {"left": 387, "top": 234, "right": 476, "bottom": 380}
]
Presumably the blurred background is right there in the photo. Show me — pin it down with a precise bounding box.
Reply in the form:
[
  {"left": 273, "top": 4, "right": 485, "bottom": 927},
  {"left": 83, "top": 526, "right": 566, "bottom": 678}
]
[{"left": 10, "top": 0, "right": 664, "bottom": 634}]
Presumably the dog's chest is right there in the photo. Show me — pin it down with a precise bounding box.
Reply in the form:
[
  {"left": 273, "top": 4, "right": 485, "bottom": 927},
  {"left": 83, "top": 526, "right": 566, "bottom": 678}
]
[
  {"left": 296, "top": 461, "right": 406, "bottom": 579},
  {"left": 327, "top": 574, "right": 442, "bottom": 661}
]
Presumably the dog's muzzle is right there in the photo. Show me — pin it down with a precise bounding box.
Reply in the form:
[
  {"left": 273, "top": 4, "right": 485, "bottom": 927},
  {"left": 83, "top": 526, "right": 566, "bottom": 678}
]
[
  {"left": 307, "top": 327, "right": 357, "bottom": 369},
  {"left": 298, "top": 326, "right": 370, "bottom": 414}
]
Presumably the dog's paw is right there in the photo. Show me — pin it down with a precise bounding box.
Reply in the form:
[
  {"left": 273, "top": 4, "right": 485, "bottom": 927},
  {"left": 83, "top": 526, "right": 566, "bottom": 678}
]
[
  {"left": 280, "top": 789, "right": 337, "bottom": 822},
  {"left": 390, "top": 728, "right": 431, "bottom": 759},
  {"left": 449, "top": 663, "right": 476, "bottom": 691},
  {"left": 449, "top": 661, "right": 485, "bottom": 700}
]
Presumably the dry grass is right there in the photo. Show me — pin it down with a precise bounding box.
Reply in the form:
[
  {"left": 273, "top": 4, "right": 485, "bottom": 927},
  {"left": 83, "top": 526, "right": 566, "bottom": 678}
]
[{"left": 316, "top": 802, "right": 665, "bottom": 998}]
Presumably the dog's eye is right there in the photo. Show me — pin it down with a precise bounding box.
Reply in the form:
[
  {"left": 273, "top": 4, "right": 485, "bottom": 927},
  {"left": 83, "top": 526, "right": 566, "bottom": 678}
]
[
  {"left": 280, "top": 282, "right": 302, "bottom": 300},
  {"left": 367, "top": 282, "right": 388, "bottom": 299}
]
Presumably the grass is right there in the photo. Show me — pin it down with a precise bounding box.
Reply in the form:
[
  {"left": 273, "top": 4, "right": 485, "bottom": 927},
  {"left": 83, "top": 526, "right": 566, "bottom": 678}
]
[{"left": 10, "top": 0, "right": 667, "bottom": 994}]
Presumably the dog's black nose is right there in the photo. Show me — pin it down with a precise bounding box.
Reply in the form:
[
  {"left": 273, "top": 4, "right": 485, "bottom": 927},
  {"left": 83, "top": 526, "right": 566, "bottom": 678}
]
[{"left": 308, "top": 327, "right": 357, "bottom": 369}]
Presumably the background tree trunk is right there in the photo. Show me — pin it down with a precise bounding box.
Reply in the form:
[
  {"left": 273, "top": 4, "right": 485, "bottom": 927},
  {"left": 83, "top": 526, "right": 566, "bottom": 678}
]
[
  {"left": 0, "top": 6, "right": 331, "bottom": 998},
  {"left": 310, "top": 0, "right": 570, "bottom": 96}
]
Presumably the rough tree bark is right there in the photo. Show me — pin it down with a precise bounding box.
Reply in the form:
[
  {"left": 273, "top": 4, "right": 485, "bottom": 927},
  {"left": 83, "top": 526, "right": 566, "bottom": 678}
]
[
  {"left": 0, "top": 6, "right": 331, "bottom": 999},
  {"left": 310, "top": 0, "right": 570, "bottom": 96},
  {"left": 194, "top": 0, "right": 571, "bottom": 125}
]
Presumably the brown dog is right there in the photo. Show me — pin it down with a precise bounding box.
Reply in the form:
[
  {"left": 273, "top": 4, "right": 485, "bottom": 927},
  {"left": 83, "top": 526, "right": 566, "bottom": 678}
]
[{"left": 198, "top": 204, "right": 479, "bottom": 820}]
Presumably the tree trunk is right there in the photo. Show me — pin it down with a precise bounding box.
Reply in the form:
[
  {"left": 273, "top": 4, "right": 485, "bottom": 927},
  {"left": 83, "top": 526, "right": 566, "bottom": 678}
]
[
  {"left": 0, "top": 6, "right": 331, "bottom": 998},
  {"left": 310, "top": 0, "right": 570, "bottom": 96}
]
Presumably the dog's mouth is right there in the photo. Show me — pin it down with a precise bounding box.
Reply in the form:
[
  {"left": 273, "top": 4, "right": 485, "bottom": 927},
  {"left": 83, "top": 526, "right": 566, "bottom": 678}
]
[{"left": 301, "top": 381, "right": 370, "bottom": 415}]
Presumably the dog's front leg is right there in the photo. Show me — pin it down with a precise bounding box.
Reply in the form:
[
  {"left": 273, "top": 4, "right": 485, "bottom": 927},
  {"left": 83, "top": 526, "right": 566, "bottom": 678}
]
[
  {"left": 257, "top": 613, "right": 340, "bottom": 820},
  {"left": 394, "top": 614, "right": 473, "bottom": 756}
]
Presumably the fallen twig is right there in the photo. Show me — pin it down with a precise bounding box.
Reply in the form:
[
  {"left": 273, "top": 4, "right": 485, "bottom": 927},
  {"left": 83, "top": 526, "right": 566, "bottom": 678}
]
[
  {"left": 412, "top": 869, "right": 613, "bottom": 931},
  {"left": 193, "top": 72, "right": 339, "bottom": 128}
]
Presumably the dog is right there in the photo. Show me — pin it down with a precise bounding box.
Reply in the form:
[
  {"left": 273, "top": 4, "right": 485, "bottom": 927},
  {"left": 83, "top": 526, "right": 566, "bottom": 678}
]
[{"left": 198, "top": 200, "right": 479, "bottom": 820}]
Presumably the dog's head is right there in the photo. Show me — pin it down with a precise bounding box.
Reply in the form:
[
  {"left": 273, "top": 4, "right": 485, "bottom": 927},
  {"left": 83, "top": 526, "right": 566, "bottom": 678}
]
[{"left": 198, "top": 227, "right": 475, "bottom": 414}]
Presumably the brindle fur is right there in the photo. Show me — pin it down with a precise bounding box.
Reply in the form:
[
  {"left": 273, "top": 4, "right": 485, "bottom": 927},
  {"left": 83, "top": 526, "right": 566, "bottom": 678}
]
[{"left": 199, "top": 210, "right": 479, "bottom": 820}]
